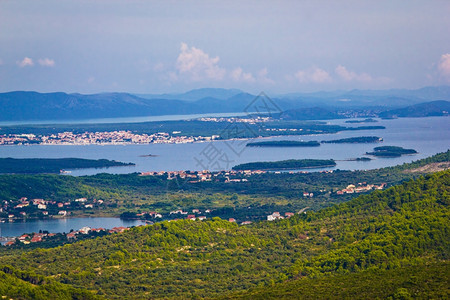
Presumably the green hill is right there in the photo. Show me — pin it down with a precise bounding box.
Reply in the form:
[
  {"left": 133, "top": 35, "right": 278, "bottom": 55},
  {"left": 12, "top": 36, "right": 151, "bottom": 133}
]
[{"left": 0, "top": 170, "right": 448, "bottom": 299}]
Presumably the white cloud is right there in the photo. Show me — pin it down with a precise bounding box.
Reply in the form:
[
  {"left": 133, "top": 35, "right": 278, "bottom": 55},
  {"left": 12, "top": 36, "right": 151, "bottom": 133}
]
[
  {"left": 231, "top": 67, "right": 255, "bottom": 82},
  {"left": 176, "top": 43, "right": 226, "bottom": 81},
  {"left": 438, "top": 53, "right": 450, "bottom": 79},
  {"left": 294, "top": 67, "right": 332, "bottom": 83},
  {"left": 38, "top": 58, "right": 55, "bottom": 67},
  {"left": 335, "top": 65, "right": 372, "bottom": 82},
  {"left": 17, "top": 57, "right": 34, "bottom": 67}
]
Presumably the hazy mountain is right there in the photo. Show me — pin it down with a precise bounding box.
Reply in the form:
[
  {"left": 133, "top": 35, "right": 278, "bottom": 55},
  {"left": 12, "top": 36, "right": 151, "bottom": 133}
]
[
  {"left": 1, "top": 86, "right": 449, "bottom": 122},
  {"left": 379, "top": 100, "right": 450, "bottom": 118},
  {"left": 135, "top": 88, "right": 243, "bottom": 101},
  {"left": 279, "top": 107, "right": 343, "bottom": 120}
]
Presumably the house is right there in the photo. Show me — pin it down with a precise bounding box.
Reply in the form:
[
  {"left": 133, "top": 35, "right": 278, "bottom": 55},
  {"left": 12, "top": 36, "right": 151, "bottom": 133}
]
[
  {"left": 18, "top": 234, "right": 29, "bottom": 241},
  {"left": 267, "top": 212, "right": 284, "bottom": 221},
  {"left": 58, "top": 210, "right": 67, "bottom": 216},
  {"left": 84, "top": 204, "right": 93, "bottom": 208},
  {"left": 79, "top": 227, "right": 91, "bottom": 234},
  {"left": 240, "top": 221, "right": 252, "bottom": 225},
  {"left": 187, "top": 215, "right": 196, "bottom": 220},
  {"left": 67, "top": 232, "right": 77, "bottom": 239},
  {"left": 198, "top": 216, "right": 206, "bottom": 221},
  {"left": 31, "top": 235, "right": 42, "bottom": 243},
  {"left": 57, "top": 203, "right": 64, "bottom": 208},
  {"left": 38, "top": 203, "right": 47, "bottom": 210},
  {"left": 42, "top": 211, "right": 48, "bottom": 215},
  {"left": 192, "top": 209, "right": 200, "bottom": 213},
  {"left": 285, "top": 212, "right": 294, "bottom": 218},
  {"left": 228, "top": 218, "right": 236, "bottom": 222}
]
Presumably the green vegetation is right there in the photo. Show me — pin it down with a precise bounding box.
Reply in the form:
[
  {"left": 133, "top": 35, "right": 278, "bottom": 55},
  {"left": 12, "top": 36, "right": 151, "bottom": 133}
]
[
  {"left": 0, "top": 151, "right": 448, "bottom": 221},
  {"left": 345, "top": 118, "right": 378, "bottom": 123},
  {"left": 246, "top": 140, "right": 320, "bottom": 147},
  {"left": 355, "top": 157, "right": 372, "bottom": 161},
  {"left": 0, "top": 265, "right": 98, "bottom": 299},
  {"left": 322, "top": 136, "right": 382, "bottom": 143},
  {"left": 230, "top": 261, "right": 450, "bottom": 299},
  {"left": 232, "top": 159, "right": 336, "bottom": 171},
  {"left": 367, "top": 146, "right": 418, "bottom": 157},
  {"left": 0, "top": 157, "right": 134, "bottom": 174},
  {"left": 0, "top": 170, "right": 448, "bottom": 299}
]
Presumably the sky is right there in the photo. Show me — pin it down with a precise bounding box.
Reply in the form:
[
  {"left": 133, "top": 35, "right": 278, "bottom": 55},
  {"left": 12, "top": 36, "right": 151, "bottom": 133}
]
[{"left": 1, "top": 0, "right": 450, "bottom": 94}]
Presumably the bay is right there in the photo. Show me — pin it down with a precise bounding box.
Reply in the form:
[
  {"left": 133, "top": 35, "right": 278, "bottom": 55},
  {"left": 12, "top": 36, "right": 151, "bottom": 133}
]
[
  {"left": 0, "top": 117, "right": 448, "bottom": 175},
  {"left": 0, "top": 217, "right": 146, "bottom": 238}
]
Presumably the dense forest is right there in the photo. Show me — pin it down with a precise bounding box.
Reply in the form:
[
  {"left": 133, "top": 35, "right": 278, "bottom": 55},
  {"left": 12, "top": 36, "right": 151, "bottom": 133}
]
[{"left": 0, "top": 170, "right": 448, "bottom": 298}]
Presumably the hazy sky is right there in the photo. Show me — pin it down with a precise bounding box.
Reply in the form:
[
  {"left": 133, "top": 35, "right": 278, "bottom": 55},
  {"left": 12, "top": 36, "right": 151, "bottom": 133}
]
[{"left": 1, "top": 0, "right": 449, "bottom": 94}]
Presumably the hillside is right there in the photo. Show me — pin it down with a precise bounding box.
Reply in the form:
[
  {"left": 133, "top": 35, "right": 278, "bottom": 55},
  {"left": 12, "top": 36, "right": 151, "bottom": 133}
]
[
  {"left": 379, "top": 100, "right": 450, "bottom": 118},
  {"left": 0, "top": 170, "right": 448, "bottom": 299}
]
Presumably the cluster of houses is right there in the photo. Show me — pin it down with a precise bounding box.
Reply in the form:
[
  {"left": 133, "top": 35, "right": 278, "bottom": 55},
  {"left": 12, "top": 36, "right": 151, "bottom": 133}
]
[
  {"left": 4, "top": 226, "right": 130, "bottom": 247},
  {"left": 0, "top": 130, "right": 220, "bottom": 146},
  {"left": 140, "top": 169, "right": 267, "bottom": 183},
  {"left": 0, "top": 197, "right": 104, "bottom": 221},
  {"left": 267, "top": 212, "right": 295, "bottom": 221},
  {"left": 336, "top": 182, "right": 387, "bottom": 195},
  {"left": 198, "top": 116, "right": 271, "bottom": 124}
]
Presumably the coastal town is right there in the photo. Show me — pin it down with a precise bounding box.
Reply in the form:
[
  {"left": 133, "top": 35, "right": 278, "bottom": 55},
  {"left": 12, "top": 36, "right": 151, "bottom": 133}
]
[{"left": 0, "top": 130, "right": 221, "bottom": 146}]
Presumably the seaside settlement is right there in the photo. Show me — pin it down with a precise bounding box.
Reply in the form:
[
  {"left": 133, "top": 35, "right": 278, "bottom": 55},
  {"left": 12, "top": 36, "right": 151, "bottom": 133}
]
[
  {"left": 1, "top": 169, "right": 387, "bottom": 246},
  {"left": 0, "top": 116, "right": 272, "bottom": 146}
]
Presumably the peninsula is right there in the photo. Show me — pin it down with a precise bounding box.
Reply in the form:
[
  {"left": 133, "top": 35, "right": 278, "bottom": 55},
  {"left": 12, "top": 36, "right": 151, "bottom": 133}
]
[{"left": 0, "top": 158, "right": 135, "bottom": 174}]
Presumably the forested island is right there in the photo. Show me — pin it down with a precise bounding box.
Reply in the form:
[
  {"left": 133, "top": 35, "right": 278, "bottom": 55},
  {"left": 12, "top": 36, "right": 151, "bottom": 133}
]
[
  {"left": 0, "top": 158, "right": 135, "bottom": 174},
  {"left": 246, "top": 140, "right": 320, "bottom": 147},
  {"left": 366, "top": 146, "right": 418, "bottom": 157},
  {"left": 345, "top": 118, "right": 378, "bottom": 123},
  {"left": 322, "top": 136, "right": 382, "bottom": 144},
  {"left": 232, "top": 159, "right": 336, "bottom": 170}
]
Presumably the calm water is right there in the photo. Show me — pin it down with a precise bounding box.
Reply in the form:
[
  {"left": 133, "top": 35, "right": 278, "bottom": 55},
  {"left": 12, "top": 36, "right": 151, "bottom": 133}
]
[
  {"left": 0, "top": 217, "right": 147, "bottom": 238},
  {"left": 0, "top": 117, "right": 448, "bottom": 175},
  {"left": 0, "top": 112, "right": 250, "bottom": 126}
]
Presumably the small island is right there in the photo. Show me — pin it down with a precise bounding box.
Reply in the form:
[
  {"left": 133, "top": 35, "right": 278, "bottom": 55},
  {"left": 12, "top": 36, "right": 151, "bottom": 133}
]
[
  {"left": 322, "top": 136, "right": 383, "bottom": 144},
  {"left": 0, "top": 158, "right": 135, "bottom": 174},
  {"left": 246, "top": 140, "right": 320, "bottom": 147},
  {"left": 366, "top": 146, "right": 417, "bottom": 158},
  {"left": 355, "top": 157, "right": 372, "bottom": 161},
  {"left": 345, "top": 118, "right": 378, "bottom": 124},
  {"left": 232, "top": 159, "right": 336, "bottom": 171}
]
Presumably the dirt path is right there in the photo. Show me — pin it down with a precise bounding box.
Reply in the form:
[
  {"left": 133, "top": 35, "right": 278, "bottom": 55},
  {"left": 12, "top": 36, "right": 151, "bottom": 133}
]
[{"left": 404, "top": 162, "right": 450, "bottom": 173}]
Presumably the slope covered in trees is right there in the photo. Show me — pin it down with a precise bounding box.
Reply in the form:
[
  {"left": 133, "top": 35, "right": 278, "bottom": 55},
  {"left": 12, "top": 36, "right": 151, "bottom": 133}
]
[{"left": 0, "top": 170, "right": 448, "bottom": 299}]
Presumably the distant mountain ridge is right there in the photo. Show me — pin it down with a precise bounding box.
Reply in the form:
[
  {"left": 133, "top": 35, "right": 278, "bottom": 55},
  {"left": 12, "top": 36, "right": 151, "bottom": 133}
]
[
  {"left": 379, "top": 100, "right": 450, "bottom": 118},
  {"left": 0, "top": 86, "right": 449, "bottom": 122}
]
